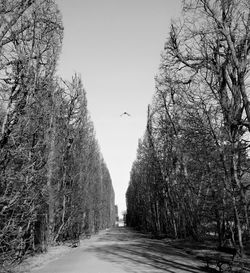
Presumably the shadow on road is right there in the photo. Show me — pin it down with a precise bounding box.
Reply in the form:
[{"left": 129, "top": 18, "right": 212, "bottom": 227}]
[{"left": 85, "top": 227, "right": 216, "bottom": 273}]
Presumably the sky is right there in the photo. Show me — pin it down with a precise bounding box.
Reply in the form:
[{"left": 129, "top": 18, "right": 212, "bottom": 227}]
[{"left": 55, "top": 0, "right": 182, "bottom": 217}]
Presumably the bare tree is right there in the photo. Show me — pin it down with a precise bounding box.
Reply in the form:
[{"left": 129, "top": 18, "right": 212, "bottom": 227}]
[
  {"left": 0, "top": 0, "right": 63, "bottom": 264},
  {"left": 165, "top": 0, "right": 250, "bottom": 254},
  {"left": 126, "top": 0, "right": 250, "bottom": 256}
]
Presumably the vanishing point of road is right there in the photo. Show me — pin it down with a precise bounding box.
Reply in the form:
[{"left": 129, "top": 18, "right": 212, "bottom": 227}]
[{"left": 32, "top": 227, "right": 205, "bottom": 273}]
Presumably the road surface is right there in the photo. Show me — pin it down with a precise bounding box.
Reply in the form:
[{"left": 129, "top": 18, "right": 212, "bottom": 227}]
[{"left": 30, "top": 227, "right": 206, "bottom": 273}]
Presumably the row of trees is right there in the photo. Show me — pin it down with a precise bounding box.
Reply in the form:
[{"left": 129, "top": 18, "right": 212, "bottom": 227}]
[
  {"left": 0, "top": 0, "right": 115, "bottom": 267},
  {"left": 126, "top": 0, "right": 250, "bottom": 255}
]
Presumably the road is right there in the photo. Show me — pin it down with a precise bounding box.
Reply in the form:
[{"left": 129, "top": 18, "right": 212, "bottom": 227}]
[{"left": 31, "top": 227, "right": 206, "bottom": 273}]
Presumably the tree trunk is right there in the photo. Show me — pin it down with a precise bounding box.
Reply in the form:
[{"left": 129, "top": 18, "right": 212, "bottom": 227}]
[
  {"left": 232, "top": 195, "right": 244, "bottom": 256},
  {"left": 155, "top": 200, "right": 161, "bottom": 234},
  {"left": 46, "top": 114, "right": 56, "bottom": 245}
]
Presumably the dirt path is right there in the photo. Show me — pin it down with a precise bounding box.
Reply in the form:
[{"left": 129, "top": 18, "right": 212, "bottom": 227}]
[{"left": 24, "top": 227, "right": 207, "bottom": 273}]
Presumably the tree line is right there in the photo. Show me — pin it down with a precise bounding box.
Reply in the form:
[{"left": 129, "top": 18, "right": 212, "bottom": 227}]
[
  {"left": 126, "top": 0, "right": 250, "bottom": 256},
  {"left": 0, "top": 0, "right": 115, "bottom": 267}
]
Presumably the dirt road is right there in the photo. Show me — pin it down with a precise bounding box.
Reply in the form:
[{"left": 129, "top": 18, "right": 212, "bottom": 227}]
[{"left": 30, "top": 227, "right": 206, "bottom": 273}]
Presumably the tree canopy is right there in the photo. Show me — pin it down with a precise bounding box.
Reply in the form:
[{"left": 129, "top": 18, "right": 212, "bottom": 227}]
[
  {"left": 126, "top": 0, "right": 250, "bottom": 256},
  {"left": 0, "top": 0, "right": 115, "bottom": 268}
]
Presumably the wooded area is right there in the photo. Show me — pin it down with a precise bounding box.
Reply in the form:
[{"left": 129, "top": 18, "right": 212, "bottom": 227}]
[
  {"left": 0, "top": 0, "right": 115, "bottom": 268},
  {"left": 126, "top": 0, "right": 250, "bottom": 256}
]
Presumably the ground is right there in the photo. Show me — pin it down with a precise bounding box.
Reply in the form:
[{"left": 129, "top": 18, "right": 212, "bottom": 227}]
[{"left": 12, "top": 227, "right": 231, "bottom": 273}]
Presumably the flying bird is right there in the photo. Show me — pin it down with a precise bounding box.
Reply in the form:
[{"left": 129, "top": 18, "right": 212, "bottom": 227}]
[{"left": 120, "top": 112, "right": 131, "bottom": 117}]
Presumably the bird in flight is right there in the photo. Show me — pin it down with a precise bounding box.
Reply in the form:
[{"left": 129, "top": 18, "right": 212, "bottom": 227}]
[{"left": 120, "top": 112, "right": 131, "bottom": 117}]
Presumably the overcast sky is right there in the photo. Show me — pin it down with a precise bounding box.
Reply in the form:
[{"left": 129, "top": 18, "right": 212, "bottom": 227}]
[{"left": 55, "top": 0, "right": 182, "bottom": 217}]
